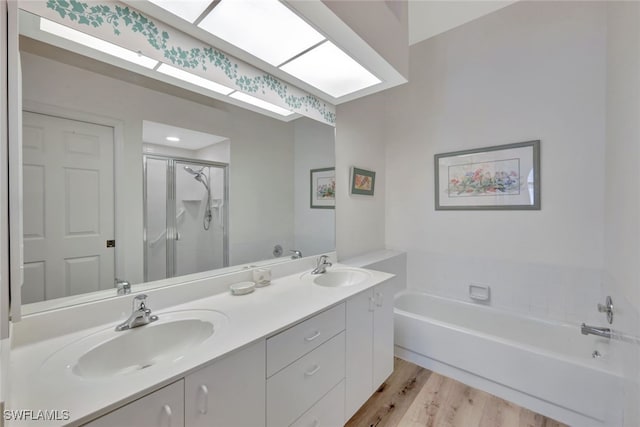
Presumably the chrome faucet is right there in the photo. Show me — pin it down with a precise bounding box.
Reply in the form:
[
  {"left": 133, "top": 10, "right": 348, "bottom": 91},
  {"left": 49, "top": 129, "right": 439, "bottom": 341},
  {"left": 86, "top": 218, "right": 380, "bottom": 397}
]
[
  {"left": 290, "top": 249, "right": 303, "bottom": 259},
  {"left": 311, "top": 255, "right": 332, "bottom": 275},
  {"left": 115, "top": 294, "right": 159, "bottom": 331},
  {"left": 581, "top": 323, "right": 612, "bottom": 339}
]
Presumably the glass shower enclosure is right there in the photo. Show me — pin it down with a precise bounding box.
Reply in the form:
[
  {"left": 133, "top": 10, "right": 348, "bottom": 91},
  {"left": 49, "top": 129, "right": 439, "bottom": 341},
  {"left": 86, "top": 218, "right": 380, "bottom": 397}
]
[{"left": 144, "top": 155, "right": 229, "bottom": 281}]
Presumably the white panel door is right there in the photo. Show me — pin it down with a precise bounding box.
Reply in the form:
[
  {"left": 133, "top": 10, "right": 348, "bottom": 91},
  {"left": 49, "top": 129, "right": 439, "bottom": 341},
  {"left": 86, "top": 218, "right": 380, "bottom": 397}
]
[{"left": 22, "top": 112, "right": 114, "bottom": 303}]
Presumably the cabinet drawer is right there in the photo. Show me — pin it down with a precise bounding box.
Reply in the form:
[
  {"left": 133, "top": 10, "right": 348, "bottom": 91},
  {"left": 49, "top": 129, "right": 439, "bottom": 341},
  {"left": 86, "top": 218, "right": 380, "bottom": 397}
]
[
  {"left": 267, "top": 331, "right": 345, "bottom": 427},
  {"left": 291, "top": 380, "right": 345, "bottom": 427},
  {"left": 267, "top": 303, "right": 345, "bottom": 377},
  {"left": 83, "top": 380, "right": 184, "bottom": 427}
]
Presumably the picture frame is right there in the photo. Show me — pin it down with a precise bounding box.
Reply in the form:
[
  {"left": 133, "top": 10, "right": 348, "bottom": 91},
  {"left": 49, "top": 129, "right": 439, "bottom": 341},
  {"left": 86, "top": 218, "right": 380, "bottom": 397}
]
[
  {"left": 310, "top": 167, "right": 335, "bottom": 209},
  {"left": 434, "top": 140, "right": 540, "bottom": 210},
  {"left": 350, "top": 167, "right": 376, "bottom": 196}
]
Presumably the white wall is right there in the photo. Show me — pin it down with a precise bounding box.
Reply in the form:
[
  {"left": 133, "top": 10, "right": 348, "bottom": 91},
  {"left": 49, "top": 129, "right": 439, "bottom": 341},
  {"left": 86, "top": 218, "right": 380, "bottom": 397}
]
[
  {"left": 20, "top": 51, "right": 295, "bottom": 284},
  {"left": 322, "top": 0, "right": 409, "bottom": 79},
  {"left": 226, "top": 109, "right": 295, "bottom": 266},
  {"left": 197, "top": 140, "right": 230, "bottom": 164},
  {"left": 383, "top": 1, "right": 608, "bottom": 321},
  {"left": 335, "top": 92, "right": 387, "bottom": 260},
  {"left": 604, "top": 2, "right": 640, "bottom": 425},
  {"left": 293, "top": 118, "right": 335, "bottom": 257}
]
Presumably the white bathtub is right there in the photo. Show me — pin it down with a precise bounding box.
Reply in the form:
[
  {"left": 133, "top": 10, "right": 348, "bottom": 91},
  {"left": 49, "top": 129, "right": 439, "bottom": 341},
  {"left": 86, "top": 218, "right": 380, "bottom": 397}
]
[{"left": 394, "top": 291, "right": 623, "bottom": 427}]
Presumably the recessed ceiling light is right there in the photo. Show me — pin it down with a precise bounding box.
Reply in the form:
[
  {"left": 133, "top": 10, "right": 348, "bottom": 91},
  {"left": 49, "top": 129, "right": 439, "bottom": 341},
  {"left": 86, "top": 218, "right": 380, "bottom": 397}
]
[
  {"left": 146, "top": 0, "right": 212, "bottom": 23},
  {"left": 166, "top": 136, "right": 181, "bottom": 142},
  {"left": 39, "top": 18, "right": 159, "bottom": 69},
  {"left": 229, "top": 92, "right": 294, "bottom": 117},
  {"left": 198, "top": 0, "right": 325, "bottom": 66},
  {"left": 157, "top": 63, "right": 234, "bottom": 95},
  {"left": 280, "top": 41, "right": 381, "bottom": 98}
]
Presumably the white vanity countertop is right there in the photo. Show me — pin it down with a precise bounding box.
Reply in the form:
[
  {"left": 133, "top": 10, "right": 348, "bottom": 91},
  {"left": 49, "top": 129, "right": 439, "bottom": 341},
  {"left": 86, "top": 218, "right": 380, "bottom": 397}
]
[{"left": 8, "top": 264, "right": 394, "bottom": 426}]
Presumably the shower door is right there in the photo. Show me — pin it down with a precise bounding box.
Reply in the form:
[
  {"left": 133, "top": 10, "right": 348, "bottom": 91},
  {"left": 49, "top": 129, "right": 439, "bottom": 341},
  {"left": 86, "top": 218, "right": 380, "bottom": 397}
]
[{"left": 144, "top": 155, "right": 228, "bottom": 281}]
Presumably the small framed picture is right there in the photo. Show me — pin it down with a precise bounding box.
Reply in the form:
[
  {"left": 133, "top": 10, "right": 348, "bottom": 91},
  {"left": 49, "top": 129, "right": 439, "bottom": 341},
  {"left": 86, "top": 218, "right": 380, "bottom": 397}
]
[
  {"left": 310, "top": 167, "right": 335, "bottom": 209},
  {"left": 350, "top": 167, "right": 376, "bottom": 196},
  {"left": 434, "top": 140, "right": 540, "bottom": 210}
]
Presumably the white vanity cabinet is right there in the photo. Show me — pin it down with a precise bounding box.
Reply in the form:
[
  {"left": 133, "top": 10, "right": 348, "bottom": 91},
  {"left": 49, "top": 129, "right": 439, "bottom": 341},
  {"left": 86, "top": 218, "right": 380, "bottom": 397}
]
[
  {"left": 74, "top": 274, "right": 395, "bottom": 427},
  {"left": 185, "top": 340, "right": 266, "bottom": 427},
  {"left": 83, "top": 380, "right": 184, "bottom": 427},
  {"left": 83, "top": 340, "right": 265, "bottom": 427},
  {"left": 345, "top": 280, "right": 395, "bottom": 419},
  {"left": 266, "top": 303, "right": 346, "bottom": 427}
]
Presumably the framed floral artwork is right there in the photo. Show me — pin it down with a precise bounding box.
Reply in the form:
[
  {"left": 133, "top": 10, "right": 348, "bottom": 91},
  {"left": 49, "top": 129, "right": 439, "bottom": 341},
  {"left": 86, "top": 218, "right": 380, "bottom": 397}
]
[
  {"left": 435, "top": 140, "right": 540, "bottom": 210},
  {"left": 310, "top": 167, "right": 335, "bottom": 209},
  {"left": 350, "top": 167, "right": 376, "bottom": 196}
]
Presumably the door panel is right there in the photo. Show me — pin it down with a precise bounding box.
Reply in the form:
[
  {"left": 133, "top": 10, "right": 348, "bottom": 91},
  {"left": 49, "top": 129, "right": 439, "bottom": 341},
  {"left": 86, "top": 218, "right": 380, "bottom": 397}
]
[
  {"left": 22, "top": 112, "right": 115, "bottom": 303},
  {"left": 345, "top": 289, "right": 374, "bottom": 419},
  {"left": 373, "top": 280, "right": 395, "bottom": 388},
  {"left": 22, "top": 163, "right": 44, "bottom": 239}
]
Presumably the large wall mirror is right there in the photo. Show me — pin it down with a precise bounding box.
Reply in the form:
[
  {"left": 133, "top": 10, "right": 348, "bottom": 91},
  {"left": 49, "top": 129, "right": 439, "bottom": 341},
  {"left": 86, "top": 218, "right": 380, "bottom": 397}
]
[{"left": 18, "top": 9, "right": 336, "bottom": 314}]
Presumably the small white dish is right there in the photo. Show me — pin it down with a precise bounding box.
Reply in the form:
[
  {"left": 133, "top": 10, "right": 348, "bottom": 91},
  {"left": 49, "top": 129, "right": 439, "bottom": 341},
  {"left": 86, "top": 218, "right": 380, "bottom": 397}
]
[{"left": 229, "top": 281, "right": 256, "bottom": 296}]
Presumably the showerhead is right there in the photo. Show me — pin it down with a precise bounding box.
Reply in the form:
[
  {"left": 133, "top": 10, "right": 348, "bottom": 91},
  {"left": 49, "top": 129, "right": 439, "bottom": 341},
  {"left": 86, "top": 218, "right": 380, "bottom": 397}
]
[
  {"left": 182, "top": 164, "right": 213, "bottom": 230},
  {"left": 184, "top": 165, "right": 209, "bottom": 190},
  {"left": 184, "top": 165, "right": 203, "bottom": 176}
]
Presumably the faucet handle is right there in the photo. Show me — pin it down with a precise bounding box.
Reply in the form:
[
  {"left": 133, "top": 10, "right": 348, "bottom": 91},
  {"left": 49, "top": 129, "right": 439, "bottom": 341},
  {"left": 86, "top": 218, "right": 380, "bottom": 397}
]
[
  {"left": 133, "top": 294, "right": 148, "bottom": 310},
  {"left": 597, "top": 296, "right": 614, "bottom": 324},
  {"left": 318, "top": 255, "right": 331, "bottom": 266}
]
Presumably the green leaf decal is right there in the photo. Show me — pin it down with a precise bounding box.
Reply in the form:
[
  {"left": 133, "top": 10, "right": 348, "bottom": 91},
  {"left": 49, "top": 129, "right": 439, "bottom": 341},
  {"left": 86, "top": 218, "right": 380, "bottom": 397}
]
[{"left": 45, "top": 0, "right": 336, "bottom": 124}]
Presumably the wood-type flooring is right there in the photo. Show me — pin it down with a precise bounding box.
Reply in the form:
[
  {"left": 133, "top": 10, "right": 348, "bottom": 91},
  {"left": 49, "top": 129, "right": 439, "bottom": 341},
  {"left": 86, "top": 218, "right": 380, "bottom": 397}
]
[{"left": 345, "top": 358, "right": 568, "bottom": 427}]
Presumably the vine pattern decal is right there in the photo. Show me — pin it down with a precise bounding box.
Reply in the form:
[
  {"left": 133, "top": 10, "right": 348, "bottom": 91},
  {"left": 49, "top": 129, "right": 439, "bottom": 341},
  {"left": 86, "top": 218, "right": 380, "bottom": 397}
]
[{"left": 46, "top": 0, "right": 336, "bottom": 124}]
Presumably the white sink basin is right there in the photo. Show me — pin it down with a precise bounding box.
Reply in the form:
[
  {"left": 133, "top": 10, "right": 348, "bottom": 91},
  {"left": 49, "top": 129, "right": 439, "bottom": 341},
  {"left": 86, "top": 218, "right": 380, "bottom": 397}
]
[
  {"left": 311, "top": 268, "right": 371, "bottom": 288},
  {"left": 43, "top": 310, "right": 227, "bottom": 379}
]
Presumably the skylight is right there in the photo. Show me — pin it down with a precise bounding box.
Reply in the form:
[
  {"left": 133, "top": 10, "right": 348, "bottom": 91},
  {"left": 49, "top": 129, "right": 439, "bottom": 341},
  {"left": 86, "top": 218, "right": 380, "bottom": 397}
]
[
  {"left": 39, "top": 18, "right": 159, "bottom": 69},
  {"left": 229, "top": 92, "right": 294, "bottom": 117},
  {"left": 157, "top": 63, "right": 234, "bottom": 95},
  {"left": 280, "top": 41, "right": 381, "bottom": 98},
  {"left": 197, "top": 0, "right": 325, "bottom": 67}
]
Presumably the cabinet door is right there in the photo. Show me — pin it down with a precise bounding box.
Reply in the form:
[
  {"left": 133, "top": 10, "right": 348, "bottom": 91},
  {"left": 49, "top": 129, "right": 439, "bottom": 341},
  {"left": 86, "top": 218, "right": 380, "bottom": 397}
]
[
  {"left": 84, "top": 380, "right": 184, "bottom": 427},
  {"left": 345, "top": 289, "right": 374, "bottom": 420},
  {"left": 185, "top": 340, "right": 266, "bottom": 427},
  {"left": 372, "top": 280, "right": 395, "bottom": 388}
]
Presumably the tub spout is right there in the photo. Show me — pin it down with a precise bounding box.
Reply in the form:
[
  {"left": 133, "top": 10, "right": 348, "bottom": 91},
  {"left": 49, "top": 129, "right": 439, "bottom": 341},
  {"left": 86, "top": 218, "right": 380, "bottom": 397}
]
[{"left": 581, "top": 323, "right": 611, "bottom": 339}]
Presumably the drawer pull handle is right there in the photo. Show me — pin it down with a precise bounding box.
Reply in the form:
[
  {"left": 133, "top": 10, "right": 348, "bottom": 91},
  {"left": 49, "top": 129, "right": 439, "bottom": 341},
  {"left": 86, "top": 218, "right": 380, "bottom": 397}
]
[
  {"left": 198, "top": 384, "right": 209, "bottom": 414},
  {"left": 162, "top": 405, "right": 173, "bottom": 427},
  {"left": 369, "top": 296, "right": 375, "bottom": 312},
  {"left": 305, "top": 364, "right": 321, "bottom": 377},
  {"left": 305, "top": 331, "right": 321, "bottom": 342}
]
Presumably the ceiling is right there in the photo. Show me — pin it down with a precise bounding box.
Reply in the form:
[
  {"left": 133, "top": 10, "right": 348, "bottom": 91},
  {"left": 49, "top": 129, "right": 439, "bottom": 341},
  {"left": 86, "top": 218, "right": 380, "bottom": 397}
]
[
  {"left": 142, "top": 120, "right": 228, "bottom": 151},
  {"left": 409, "top": 0, "right": 517, "bottom": 45}
]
